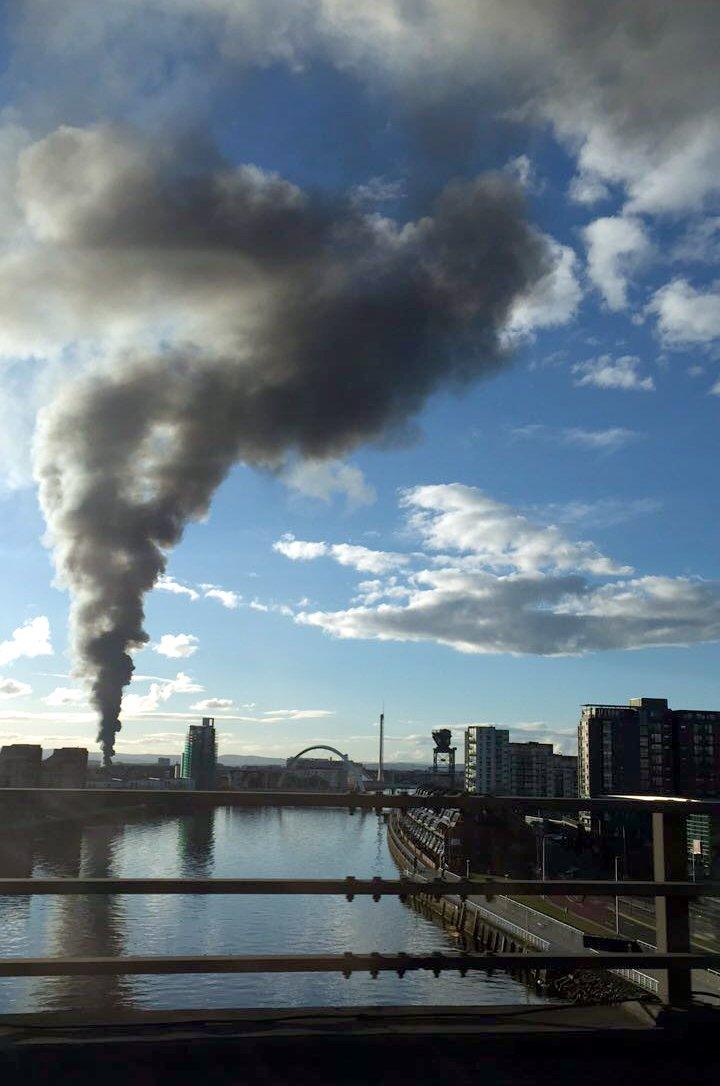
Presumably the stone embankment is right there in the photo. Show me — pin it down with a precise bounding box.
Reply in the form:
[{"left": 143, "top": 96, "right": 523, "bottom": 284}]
[{"left": 388, "top": 809, "right": 654, "bottom": 1005}]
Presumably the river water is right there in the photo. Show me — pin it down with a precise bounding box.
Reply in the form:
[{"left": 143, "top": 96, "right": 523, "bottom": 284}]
[{"left": 0, "top": 806, "right": 545, "bottom": 1013}]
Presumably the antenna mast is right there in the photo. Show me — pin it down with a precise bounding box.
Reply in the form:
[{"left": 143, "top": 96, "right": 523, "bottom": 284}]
[{"left": 377, "top": 710, "right": 384, "bottom": 786}]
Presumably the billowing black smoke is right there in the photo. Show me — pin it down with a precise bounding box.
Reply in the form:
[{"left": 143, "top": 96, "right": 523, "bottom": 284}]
[{"left": 31, "top": 125, "right": 553, "bottom": 763}]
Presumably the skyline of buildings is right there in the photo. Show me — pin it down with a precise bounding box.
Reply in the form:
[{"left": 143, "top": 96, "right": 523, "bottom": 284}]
[
  {"left": 578, "top": 697, "right": 720, "bottom": 800},
  {"left": 464, "top": 726, "right": 578, "bottom": 798}
]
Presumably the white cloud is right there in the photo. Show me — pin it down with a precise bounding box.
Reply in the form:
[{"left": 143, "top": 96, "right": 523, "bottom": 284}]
[
  {"left": 0, "top": 616, "right": 53, "bottom": 666},
  {"left": 155, "top": 574, "right": 199, "bottom": 601},
  {"left": 513, "top": 425, "right": 640, "bottom": 452},
  {"left": 260, "top": 709, "right": 335, "bottom": 720},
  {"left": 532, "top": 498, "right": 661, "bottom": 529},
  {"left": 401, "top": 483, "right": 629, "bottom": 576},
  {"left": 249, "top": 600, "right": 294, "bottom": 616},
  {"left": 202, "top": 585, "right": 242, "bottom": 609},
  {"left": 191, "top": 697, "right": 234, "bottom": 711},
  {"left": 282, "top": 483, "right": 720, "bottom": 658},
  {"left": 506, "top": 239, "right": 581, "bottom": 336},
  {"left": 273, "top": 534, "right": 407, "bottom": 574},
  {"left": 568, "top": 172, "right": 610, "bottom": 206},
  {"left": 328, "top": 543, "right": 408, "bottom": 575},
  {"left": 298, "top": 568, "right": 720, "bottom": 658},
  {"left": 282, "top": 459, "right": 376, "bottom": 508},
  {"left": 122, "top": 671, "right": 203, "bottom": 714},
  {"left": 273, "top": 535, "right": 328, "bottom": 561},
  {"left": 561, "top": 427, "right": 639, "bottom": 451},
  {"left": 583, "top": 216, "right": 649, "bottom": 310},
  {"left": 648, "top": 279, "right": 720, "bottom": 346},
  {"left": 0, "top": 677, "right": 32, "bottom": 700},
  {"left": 572, "top": 355, "right": 655, "bottom": 392},
  {"left": 43, "top": 686, "right": 87, "bottom": 707},
  {"left": 152, "top": 633, "right": 199, "bottom": 658}
]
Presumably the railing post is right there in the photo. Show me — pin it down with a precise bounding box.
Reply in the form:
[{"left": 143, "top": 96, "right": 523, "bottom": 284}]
[{"left": 652, "top": 810, "right": 691, "bottom": 1007}]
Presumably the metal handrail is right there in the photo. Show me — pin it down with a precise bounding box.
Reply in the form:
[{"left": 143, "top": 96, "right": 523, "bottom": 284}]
[
  {"left": 0, "top": 877, "right": 718, "bottom": 897},
  {"left": 2, "top": 788, "right": 719, "bottom": 1008},
  {"left": 0, "top": 951, "right": 716, "bottom": 978},
  {"left": 2, "top": 787, "right": 720, "bottom": 813}
]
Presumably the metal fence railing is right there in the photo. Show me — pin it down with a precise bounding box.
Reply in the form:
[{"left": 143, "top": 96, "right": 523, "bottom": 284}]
[{"left": 0, "top": 788, "right": 718, "bottom": 1010}]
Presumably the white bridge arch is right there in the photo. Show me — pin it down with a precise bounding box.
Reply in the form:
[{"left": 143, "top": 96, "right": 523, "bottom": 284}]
[{"left": 281, "top": 745, "right": 366, "bottom": 791}]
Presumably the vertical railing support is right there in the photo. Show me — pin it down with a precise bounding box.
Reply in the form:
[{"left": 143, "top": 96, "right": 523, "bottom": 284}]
[{"left": 653, "top": 810, "right": 691, "bottom": 1007}]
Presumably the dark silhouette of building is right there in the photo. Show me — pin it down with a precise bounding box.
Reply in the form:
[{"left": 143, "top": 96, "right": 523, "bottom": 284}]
[
  {"left": 432, "top": 728, "right": 457, "bottom": 785},
  {"left": 579, "top": 696, "right": 720, "bottom": 800},
  {"left": 0, "top": 744, "right": 42, "bottom": 786},
  {"left": 181, "top": 717, "right": 217, "bottom": 789},
  {"left": 551, "top": 753, "right": 578, "bottom": 797},
  {"left": 41, "top": 747, "right": 88, "bottom": 788}
]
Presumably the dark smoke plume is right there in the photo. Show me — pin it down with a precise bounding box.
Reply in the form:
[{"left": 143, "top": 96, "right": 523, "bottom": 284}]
[{"left": 31, "top": 125, "right": 553, "bottom": 763}]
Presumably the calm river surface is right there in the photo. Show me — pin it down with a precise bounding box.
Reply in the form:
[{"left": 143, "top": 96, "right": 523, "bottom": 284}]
[{"left": 0, "top": 806, "right": 545, "bottom": 1013}]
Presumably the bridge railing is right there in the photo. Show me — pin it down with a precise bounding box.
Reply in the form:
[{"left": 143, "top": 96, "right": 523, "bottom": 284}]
[{"left": 0, "top": 789, "right": 719, "bottom": 1009}]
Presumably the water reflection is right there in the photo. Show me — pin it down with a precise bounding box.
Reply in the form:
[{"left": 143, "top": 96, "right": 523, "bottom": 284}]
[
  {"left": 0, "top": 808, "right": 544, "bottom": 1014},
  {"left": 43, "top": 821, "right": 131, "bottom": 1011},
  {"left": 178, "top": 811, "right": 215, "bottom": 876}
]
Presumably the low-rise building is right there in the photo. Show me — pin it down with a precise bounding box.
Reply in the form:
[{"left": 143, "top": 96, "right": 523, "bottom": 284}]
[
  {"left": 0, "top": 744, "right": 42, "bottom": 787},
  {"left": 41, "top": 748, "right": 88, "bottom": 788}
]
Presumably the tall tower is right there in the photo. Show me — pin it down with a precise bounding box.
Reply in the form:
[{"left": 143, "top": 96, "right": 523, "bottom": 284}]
[
  {"left": 181, "top": 717, "right": 217, "bottom": 789},
  {"left": 377, "top": 712, "right": 384, "bottom": 787},
  {"left": 432, "top": 729, "right": 456, "bottom": 786}
]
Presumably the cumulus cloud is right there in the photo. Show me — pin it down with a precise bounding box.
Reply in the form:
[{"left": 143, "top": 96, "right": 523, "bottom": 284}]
[
  {"left": 277, "top": 482, "right": 720, "bottom": 657},
  {"left": 506, "top": 239, "right": 581, "bottom": 338},
  {"left": 583, "top": 216, "right": 649, "bottom": 310},
  {"left": 191, "top": 697, "right": 234, "bottom": 710},
  {"left": 43, "top": 686, "right": 87, "bottom": 707},
  {"left": 0, "top": 677, "right": 33, "bottom": 700},
  {"left": 298, "top": 567, "right": 720, "bottom": 658},
  {"left": 572, "top": 355, "right": 655, "bottom": 392},
  {"left": 122, "top": 670, "right": 203, "bottom": 714},
  {"left": 13, "top": 3, "right": 720, "bottom": 214},
  {"left": 648, "top": 279, "right": 720, "bottom": 346},
  {"left": 152, "top": 633, "right": 199, "bottom": 658},
  {"left": 401, "top": 483, "right": 629, "bottom": 575},
  {"left": 156, "top": 575, "right": 199, "bottom": 601},
  {"left": 0, "top": 616, "right": 53, "bottom": 666},
  {"left": 273, "top": 534, "right": 408, "bottom": 574},
  {"left": 281, "top": 459, "right": 376, "bottom": 508},
  {"left": 201, "top": 585, "right": 242, "bottom": 609}
]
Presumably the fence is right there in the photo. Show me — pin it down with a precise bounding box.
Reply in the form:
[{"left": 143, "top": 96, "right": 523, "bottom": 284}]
[{"left": 0, "top": 788, "right": 718, "bottom": 1010}]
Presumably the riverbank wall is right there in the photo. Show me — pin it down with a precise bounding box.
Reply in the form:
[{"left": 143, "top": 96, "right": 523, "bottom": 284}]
[{"left": 388, "top": 809, "right": 652, "bottom": 1002}]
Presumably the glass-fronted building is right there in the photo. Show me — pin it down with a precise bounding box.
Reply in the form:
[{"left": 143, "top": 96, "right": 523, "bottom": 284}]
[{"left": 180, "top": 717, "right": 217, "bottom": 789}]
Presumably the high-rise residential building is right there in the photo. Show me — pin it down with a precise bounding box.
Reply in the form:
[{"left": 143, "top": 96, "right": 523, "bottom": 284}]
[
  {"left": 551, "top": 753, "right": 578, "bottom": 797},
  {"left": 509, "top": 741, "right": 553, "bottom": 796},
  {"left": 464, "top": 726, "right": 510, "bottom": 795},
  {"left": 578, "top": 697, "right": 720, "bottom": 799},
  {"left": 507, "top": 742, "right": 578, "bottom": 798},
  {"left": 0, "top": 744, "right": 42, "bottom": 787},
  {"left": 181, "top": 717, "right": 217, "bottom": 789}
]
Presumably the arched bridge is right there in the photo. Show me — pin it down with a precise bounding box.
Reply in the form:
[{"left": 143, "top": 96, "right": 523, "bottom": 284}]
[{"left": 281, "top": 745, "right": 366, "bottom": 791}]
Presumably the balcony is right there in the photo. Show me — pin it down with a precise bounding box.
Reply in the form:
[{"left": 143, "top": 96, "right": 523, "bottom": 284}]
[{"left": 0, "top": 787, "right": 718, "bottom": 1083}]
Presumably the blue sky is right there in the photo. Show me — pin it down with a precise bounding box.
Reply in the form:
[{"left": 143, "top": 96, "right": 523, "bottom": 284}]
[{"left": 0, "top": 3, "right": 719, "bottom": 764}]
